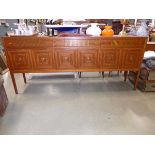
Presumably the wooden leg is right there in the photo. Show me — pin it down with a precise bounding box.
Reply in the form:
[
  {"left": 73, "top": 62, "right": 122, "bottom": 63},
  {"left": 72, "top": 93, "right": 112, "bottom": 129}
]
[
  {"left": 102, "top": 72, "right": 104, "bottom": 78},
  {"left": 124, "top": 71, "right": 128, "bottom": 81},
  {"left": 117, "top": 71, "right": 119, "bottom": 76},
  {"left": 134, "top": 71, "right": 140, "bottom": 90},
  {"left": 10, "top": 72, "right": 18, "bottom": 94},
  {"left": 22, "top": 73, "right": 26, "bottom": 84},
  {"left": 78, "top": 72, "right": 81, "bottom": 78},
  {"left": 108, "top": 71, "right": 111, "bottom": 77}
]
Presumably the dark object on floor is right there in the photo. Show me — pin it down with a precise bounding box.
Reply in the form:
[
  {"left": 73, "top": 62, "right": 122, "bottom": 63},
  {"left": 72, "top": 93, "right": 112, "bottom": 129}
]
[
  {"left": 0, "top": 74, "right": 8, "bottom": 116},
  {"left": 143, "top": 57, "right": 155, "bottom": 69},
  {"left": 0, "top": 52, "right": 8, "bottom": 71},
  {"left": 129, "top": 62, "right": 155, "bottom": 92}
]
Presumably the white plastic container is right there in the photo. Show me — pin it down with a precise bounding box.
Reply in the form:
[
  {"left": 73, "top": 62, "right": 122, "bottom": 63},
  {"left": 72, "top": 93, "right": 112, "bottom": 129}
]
[{"left": 86, "top": 23, "right": 101, "bottom": 36}]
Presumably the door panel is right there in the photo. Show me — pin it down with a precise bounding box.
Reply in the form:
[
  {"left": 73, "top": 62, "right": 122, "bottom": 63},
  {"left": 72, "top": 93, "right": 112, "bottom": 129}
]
[
  {"left": 32, "top": 48, "right": 54, "bottom": 69},
  {"left": 7, "top": 49, "right": 32, "bottom": 70},
  {"left": 54, "top": 48, "right": 77, "bottom": 69},
  {"left": 78, "top": 48, "right": 99, "bottom": 69},
  {"left": 121, "top": 48, "right": 141, "bottom": 69},
  {"left": 101, "top": 49, "right": 120, "bottom": 69}
]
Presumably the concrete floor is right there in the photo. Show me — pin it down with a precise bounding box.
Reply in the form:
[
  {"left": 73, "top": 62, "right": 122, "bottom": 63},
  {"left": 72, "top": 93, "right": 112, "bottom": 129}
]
[{"left": 0, "top": 72, "right": 155, "bottom": 134}]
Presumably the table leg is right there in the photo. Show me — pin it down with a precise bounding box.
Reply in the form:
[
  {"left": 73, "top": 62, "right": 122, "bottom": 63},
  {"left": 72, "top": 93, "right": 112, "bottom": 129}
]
[
  {"left": 134, "top": 71, "right": 140, "bottom": 90},
  {"left": 22, "top": 73, "right": 26, "bottom": 84},
  {"left": 10, "top": 72, "right": 18, "bottom": 94},
  {"left": 108, "top": 71, "right": 112, "bottom": 77},
  {"left": 102, "top": 72, "right": 104, "bottom": 78},
  {"left": 78, "top": 72, "right": 81, "bottom": 78},
  {"left": 124, "top": 71, "right": 128, "bottom": 81}
]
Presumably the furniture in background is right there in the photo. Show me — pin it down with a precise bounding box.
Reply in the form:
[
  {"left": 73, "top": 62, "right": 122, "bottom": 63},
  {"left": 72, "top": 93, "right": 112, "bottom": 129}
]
[
  {"left": 129, "top": 64, "right": 155, "bottom": 92},
  {"left": 2, "top": 36, "right": 147, "bottom": 94},
  {"left": 127, "top": 41, "right": 155, "bottom": 90},
  {"left": 146, "top": 42, "right": 155, "bottom": 51},
  {"left": 0, "top": 37, "right": 8, "bottom": 74},
  {"left": 0, "top": 69, "right": 8, "bottom": 116},
  {"left": 0, "top": 52, "right": 8, "bottom": 73},
  {"left": 112, "top": 21, "right": 123, "bottom": 35}
]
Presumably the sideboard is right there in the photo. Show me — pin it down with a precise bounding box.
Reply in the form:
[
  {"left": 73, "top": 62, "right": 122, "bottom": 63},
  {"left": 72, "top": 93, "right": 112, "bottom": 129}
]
[
  {"left": 145, "top": 42, "right": 155, "bottom": 51},
  {"left": 2, "top": 36, "right": 147, "bottom": 94}
]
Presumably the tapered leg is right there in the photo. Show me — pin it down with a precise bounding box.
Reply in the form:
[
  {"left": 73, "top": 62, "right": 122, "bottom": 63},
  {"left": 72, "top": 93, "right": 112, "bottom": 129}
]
[
  {"left": 10, "top": 72, "right": 18, "bottom": 94},
  {"left": 78, "top": 72, "right": 81, "bottom": 78},
  {"left": 102, "top": 72, "right": 104, "bottom": 78},
  {"left": 124, "top": 71, "right": 128, "bottom": 81},
  {"left": 22, "top": 73, "right": 26, "bottom": 84},
  {"left": 108, "top": 71, "right": 111, "bottom": 77},
  {"left": 134, "top": 71, "right": 140, "bottom": 90},
  {"left": 117, "top": 71, "right": 119, "bottom": 76}
]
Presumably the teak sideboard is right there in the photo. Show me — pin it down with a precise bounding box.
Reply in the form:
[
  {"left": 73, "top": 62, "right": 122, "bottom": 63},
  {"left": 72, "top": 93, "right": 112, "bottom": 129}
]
[{"left": 2, "top": 36, "right": 147, "bottom": 94}]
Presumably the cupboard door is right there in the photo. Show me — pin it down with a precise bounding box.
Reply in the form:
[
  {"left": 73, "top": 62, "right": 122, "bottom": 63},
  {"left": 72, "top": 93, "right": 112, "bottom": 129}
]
[
  {"left": 7, "top": 49, "right": 32, "bottom": 70},
  {"left": 121, "top": 48, "right": 141, "bottom": 69},
  {"left": 78, "top": 48, "right": 99, "bottom": 69},
  {"left": 101, "top": 49, "right": 120, "bottom": 69},
  {"left": 32, "top": 48, "right": 54, "bottom": 69},
  {"left": 54, "top": 48, "right": 77, "bottom": 69}
]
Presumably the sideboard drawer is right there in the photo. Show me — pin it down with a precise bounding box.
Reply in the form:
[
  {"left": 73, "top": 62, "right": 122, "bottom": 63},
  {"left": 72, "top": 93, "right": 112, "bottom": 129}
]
[
  {"left": 53, "top": 38, "right": 100, "bottom": 47},
  {"left": 4, "top": 37, "right": 53, "bottom": 49},
  {"left": 101, "top": 38, "right": 146, "bottom": 48}
]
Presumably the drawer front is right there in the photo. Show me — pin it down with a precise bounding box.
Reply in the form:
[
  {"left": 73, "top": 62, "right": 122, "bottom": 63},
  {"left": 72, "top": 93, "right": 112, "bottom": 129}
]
[
  {"left": 54, "top": 47, "right": 77, "bottom": 69},
  {"left": 32, "top": 48, "right": 55, "bottom": 69},
  {"left": 53, "top": 39, "right": 100, "bottom": 47},
  {"left": 7, "top": 49, "right": 32, "bottom": 70},
  {"left": 101, "top": 49, "right": 120, "bottom": 69},
  {"left": 78, "top": 48, "right": 99, "bottom": 69},
  {"left": 4, "top": 37, "right": 53, "bottom": 49},
  {"left": 100, "top": 38, "right": 146, "bottom": 48}
]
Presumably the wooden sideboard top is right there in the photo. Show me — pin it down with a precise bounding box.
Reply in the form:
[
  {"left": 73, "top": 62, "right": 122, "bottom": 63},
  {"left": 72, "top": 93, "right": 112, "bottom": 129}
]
[{"left": 2, "top": 35, "right": 147, "bottom": 50}]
